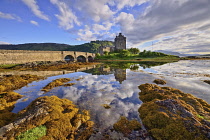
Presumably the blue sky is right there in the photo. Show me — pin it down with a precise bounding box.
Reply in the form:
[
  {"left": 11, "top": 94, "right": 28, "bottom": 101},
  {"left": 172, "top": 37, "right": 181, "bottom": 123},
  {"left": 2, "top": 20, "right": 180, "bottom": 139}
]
[{"left": 0, "top": 0, "right": 210, "bottom": 55}]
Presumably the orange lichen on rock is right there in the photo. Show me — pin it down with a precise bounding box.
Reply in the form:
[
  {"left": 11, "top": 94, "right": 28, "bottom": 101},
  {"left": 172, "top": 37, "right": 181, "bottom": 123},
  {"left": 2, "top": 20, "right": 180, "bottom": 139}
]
[
  {"left": 138, "top": 83, "right": 210, "bottom": 140},
  {"left": 0, "top": 96, "right": 94, "bottom": 140}
]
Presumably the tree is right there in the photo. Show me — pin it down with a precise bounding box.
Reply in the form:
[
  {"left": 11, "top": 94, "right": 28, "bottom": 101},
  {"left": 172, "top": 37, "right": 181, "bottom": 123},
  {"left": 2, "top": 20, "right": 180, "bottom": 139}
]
[
  {"left": 95, "top": 53, "right": 100, "bottom": 57},
  {"left": 104, "top": 51, "right": 109, "bottom": 56},
  {"left": 120, "top": 49, "right": 130, "bottom": 57},
  {"left": 91, "top": 43, "right": 101, "bottom": 53},
  {"left": 128, "top": 48, "right": 140, "bottom": 54}
]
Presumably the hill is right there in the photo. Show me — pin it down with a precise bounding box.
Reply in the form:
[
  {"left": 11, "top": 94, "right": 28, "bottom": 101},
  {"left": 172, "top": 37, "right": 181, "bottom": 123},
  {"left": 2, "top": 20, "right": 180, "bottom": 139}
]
[
  {"left": 155, "top": 50, "right": 187, "bottom": 57},
  {"left": 0, "top": 41, "right": 114, "bottom": 53}
]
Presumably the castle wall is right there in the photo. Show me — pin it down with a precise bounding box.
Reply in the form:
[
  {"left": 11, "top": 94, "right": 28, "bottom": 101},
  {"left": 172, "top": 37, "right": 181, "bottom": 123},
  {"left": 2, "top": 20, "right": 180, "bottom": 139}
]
[
  {"left": 103, "top": 47, "right": 111, "bottom": 53},
  {"left": 0, "top": 50, "right": 95, "bottom": 64}
]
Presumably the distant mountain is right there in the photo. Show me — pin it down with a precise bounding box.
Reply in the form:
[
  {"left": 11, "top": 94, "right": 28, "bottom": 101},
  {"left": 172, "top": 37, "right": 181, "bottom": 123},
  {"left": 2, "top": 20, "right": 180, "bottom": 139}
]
[
  {"left": 199, "top": 54, "right": 210, "bottom": 56},
  {"left": 0, "top": 41, "right": 114, "bottom": 53},
  {"left": 155, "top": 50, "right": 198, "bottom": 57}
]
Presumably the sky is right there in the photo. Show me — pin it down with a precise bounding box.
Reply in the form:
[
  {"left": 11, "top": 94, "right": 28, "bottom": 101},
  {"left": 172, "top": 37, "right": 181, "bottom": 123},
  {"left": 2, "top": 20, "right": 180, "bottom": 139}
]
[{"left": 0, "top": 0, "right": 210, "bottom": 55}]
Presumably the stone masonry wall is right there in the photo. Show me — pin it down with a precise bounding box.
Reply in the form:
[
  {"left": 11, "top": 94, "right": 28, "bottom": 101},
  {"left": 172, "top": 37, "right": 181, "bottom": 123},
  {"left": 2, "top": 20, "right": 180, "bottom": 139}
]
[{"left": 0, "top": 50, "right": 95, "bottom": 64}]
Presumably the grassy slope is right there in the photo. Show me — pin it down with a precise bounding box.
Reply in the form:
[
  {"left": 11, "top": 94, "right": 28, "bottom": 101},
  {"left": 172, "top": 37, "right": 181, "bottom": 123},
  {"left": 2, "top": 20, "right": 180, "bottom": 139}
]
[{"left": 96, "top": 53, "right": 180, "bottom": 61}]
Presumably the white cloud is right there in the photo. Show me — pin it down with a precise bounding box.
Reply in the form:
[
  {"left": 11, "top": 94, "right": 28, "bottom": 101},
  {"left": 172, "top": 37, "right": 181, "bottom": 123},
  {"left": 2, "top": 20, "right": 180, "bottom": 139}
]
[
  {"left": 21, "top": 0, "right": 50, "bottom": 21},
  {"left": 50, "top": 0, "right": 80, "bottom": 30},
  {"left": 114, "top": 0, "right": 148, "bottom": 10},
  {"left": 0, "top": 41, "right": 11, "bottom": 45},
  {"left": 0, "top": 11, "right": 22, "bottom": 22},
  {"left": 17, "top": 0, "right": 208, "bottom": 54},
  {"left": 115, "top": 0, "right": 210, "bottom": 54},
  {"left": 30, "top": 20, "right": 39, "bottom": 26},
  {"left": 93, "top": 22, "right": 113, "bottom": 33},
  {"left": 116, "top": 12, "right": 135, "bottom": 31},
  {"left": 75, "top": 0, "right": 115, "bottom": 22},
  {"left": 77, "top": 25, "right": 97, "bottom": 41}
]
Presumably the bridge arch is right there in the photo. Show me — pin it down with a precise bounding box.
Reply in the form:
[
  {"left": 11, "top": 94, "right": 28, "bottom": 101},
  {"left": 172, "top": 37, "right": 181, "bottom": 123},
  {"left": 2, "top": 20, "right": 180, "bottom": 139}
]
[
  {"left": 64, "top": 55, "right": 75, "bottom": 62},
  {"left": 88, "top": 56, "right": 94, "bottom": 62},
  {"left": 77, "top": 55, "right": 86, "bottom": 62}
]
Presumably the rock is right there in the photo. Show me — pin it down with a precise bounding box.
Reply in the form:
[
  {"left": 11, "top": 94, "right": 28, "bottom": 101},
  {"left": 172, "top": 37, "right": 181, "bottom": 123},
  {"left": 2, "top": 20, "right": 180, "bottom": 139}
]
[
  {"left": 138, "top": 83, "right": 210, "bottom": 140},
  {"left": 41, "top": 78, "right": 71, "bottom": 92},
  {"left": 0, "top": 96, "right": 94, "bottom": 140},
  {"left": 102, "top": 104, "right": 111, "bottom": 109},
  {"left": 113, "top": 116, "right": 141, "bottom": 136},
  {"left": 153, "top": 79, "right": 166, "bottom": 85},
  {"left": 204, "top": 80, "right": 210, "bottom": 85}
]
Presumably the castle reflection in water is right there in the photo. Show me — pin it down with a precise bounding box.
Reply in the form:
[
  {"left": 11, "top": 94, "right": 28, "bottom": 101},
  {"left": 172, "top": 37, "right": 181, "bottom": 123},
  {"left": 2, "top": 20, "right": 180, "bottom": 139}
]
[{"left": 85, "top": 65, "right": 127, "bottom": 84}]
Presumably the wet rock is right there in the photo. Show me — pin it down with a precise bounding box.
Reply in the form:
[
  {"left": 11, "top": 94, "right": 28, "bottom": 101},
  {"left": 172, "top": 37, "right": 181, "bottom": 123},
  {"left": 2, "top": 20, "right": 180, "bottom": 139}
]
[
  {"left": 41, "top": 78, "right": 71, "bottom": 92},
  {"left": 0, "top": 96, "right": 94, "bottom": 140},
  {"left": 0, "top": 74, "right": 44, "bottom": 128},
  {"left": 113, "top": 116, "right": 141, "bottom": 136},
  {"left": 13, "top": 61, "right": 96, "bottom": 71},
  {"left": 204, "top": 80, "right": 210, "bottom": 85},
  {"left": 102, "top": 104, "right": 111, "bottom": 109},
  {"left": 138, "top": 83, "right": 210, "bottom": 140},
  {"left": 153, "top": 79, "right": 166, "bottom": 85},
  {"left": 155, "top": 99, "right": 194, "bottom": 118}
]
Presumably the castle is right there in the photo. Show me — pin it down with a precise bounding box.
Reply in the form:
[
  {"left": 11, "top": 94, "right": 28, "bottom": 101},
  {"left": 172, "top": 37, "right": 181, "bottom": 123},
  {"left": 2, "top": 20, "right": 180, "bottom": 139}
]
[{"left": 98, "top": 33, "right": 126, "bottom": 55}]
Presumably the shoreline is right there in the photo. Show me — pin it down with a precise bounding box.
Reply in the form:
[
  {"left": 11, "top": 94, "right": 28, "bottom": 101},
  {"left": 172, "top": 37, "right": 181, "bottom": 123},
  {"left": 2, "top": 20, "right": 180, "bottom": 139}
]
[{"left": 0, "top": 60, "right": 210, "bottom": 139}]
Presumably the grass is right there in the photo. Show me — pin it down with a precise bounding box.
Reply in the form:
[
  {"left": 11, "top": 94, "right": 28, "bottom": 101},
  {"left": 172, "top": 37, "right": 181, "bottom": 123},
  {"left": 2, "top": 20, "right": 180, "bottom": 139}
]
[
  {"left": 0, "top": 64, "right": 19, "bottom": 69},
  {"left": 197, "top": 114, "right": 205, "bottom": 119},
  {"left": 16, "top": 125, "right": 47, "bottom": 140},
  {"left": 96, "top": 53, "right": 180, "bottom": 61}
]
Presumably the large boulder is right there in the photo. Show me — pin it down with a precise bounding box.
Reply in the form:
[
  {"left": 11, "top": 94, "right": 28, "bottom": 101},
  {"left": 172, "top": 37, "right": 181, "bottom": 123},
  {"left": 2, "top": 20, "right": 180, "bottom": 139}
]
[
  {"left": 0, "top": 96, "right": 94, "bottom": 140},
  {"left": 138, "top": 83, "right": 210, "bottom": 140}
]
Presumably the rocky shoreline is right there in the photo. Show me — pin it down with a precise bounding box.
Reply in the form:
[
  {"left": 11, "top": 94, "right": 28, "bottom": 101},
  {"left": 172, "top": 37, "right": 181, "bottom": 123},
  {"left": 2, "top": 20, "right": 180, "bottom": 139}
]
[
  {"left": 138, "top": 83, "right": 210, "bottom": 140},
  {"left": 0, "top": 67, "right": 210, "bottom": 139},
  {"left": 11, "top": 61, "right": 100, "bottom": 71}
]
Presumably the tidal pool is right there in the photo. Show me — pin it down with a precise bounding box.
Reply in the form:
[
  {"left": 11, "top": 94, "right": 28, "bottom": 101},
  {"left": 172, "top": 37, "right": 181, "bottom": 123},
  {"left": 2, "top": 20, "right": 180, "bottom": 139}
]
[{"left": 12, "top": 60, "right": 210, "bottom": 138}]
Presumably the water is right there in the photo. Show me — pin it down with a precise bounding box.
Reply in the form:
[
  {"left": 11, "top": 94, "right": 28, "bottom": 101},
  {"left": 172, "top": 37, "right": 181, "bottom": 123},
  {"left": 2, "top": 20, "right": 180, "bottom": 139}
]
[{"left": 11, "top": 60, "right": 210, "bottom": 137}]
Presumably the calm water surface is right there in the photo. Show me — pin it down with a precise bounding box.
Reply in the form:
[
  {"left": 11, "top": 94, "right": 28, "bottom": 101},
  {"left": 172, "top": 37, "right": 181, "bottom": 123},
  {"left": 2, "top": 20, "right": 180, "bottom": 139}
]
[{"left": 12, "top": 60, "right": 210, "bottom": 137}]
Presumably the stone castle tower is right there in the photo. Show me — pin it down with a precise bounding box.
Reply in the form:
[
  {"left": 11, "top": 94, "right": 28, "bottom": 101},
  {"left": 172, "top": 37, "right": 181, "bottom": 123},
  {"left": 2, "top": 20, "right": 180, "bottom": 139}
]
[{"left": 115, "top": 33, "right": 126, "bottom": 51}]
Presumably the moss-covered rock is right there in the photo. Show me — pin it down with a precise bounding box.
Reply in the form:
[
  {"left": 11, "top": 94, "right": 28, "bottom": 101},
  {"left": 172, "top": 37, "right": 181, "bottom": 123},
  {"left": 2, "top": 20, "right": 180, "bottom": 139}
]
[
  {"left": 41, "top": 78, "right": 71, "bottom": 92},
  {"left": 113, "top": 116, "right": 141, "bottom": 136},
  {"left": 102, "top": 104, "right": 111, "bottom": 109},
  {"left": 12, "top": 61, "right": 99, "bottom": 71},
  {"left": 0, "top": 74, "right": 44, "bottom": 92},
  {"left": 138, "top": 83, "right": 210, "bottom": 140},
  {"left": 0, "top": 96, "right": 94, "bottom": 140},
  {"left": 153, "top": 79, "right": 166, "bottom": 85},
  {"left": 0, "top": 74, "right": 44, "bottom": 128},
  {"left": 63, "top": 83, "right": 76, "bottom": 87}
]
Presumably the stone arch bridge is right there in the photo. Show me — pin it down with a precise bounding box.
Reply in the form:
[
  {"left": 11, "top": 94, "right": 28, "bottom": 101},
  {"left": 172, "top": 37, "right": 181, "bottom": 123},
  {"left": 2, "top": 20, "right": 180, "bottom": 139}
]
[{"left": 0, "top": 50, "right": 95, "bottom": 64}]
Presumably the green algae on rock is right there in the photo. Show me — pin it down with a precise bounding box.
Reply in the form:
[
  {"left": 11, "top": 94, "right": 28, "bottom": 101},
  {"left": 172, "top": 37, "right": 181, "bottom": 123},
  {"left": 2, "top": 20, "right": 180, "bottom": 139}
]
[
  {"left": 138, "top": 83, "right": 210, "bottom": 140},
  {"left": 0, "top": 96, "right": 94, "bottom": 140},
  {"left": 16, "top": 125, "right": 47, "bottom": 140}
]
